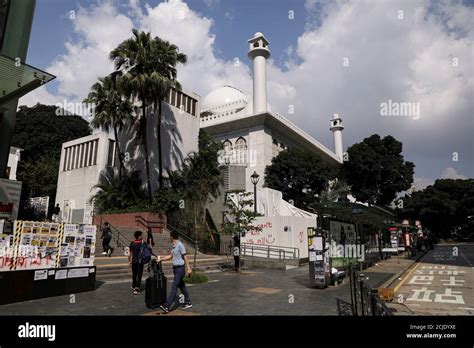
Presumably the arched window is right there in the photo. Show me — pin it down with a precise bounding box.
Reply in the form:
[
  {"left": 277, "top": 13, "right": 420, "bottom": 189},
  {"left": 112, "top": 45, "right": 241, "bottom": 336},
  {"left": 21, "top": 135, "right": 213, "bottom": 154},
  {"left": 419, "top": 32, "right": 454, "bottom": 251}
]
[
  {"left": 223, "top": 140, "right": 233, "bottom": 163},
  {"left": 234, "top": 137, "right": 247, "bottom": 164}
]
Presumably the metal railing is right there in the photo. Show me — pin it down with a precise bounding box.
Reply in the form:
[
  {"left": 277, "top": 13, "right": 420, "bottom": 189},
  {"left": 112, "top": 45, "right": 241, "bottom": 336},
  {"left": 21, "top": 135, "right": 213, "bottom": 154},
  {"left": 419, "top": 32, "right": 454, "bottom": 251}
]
[
  {"left": 97, "top": 216, "right": 130, "bottom": 253},
  {"left": 241, "top": 243, "right": 300, "bottom": 260},
  {"left": 348, "top": 264, "right": 393, "bottom": 316},
  {"left": 135, "top": 215, "right": 165, "bottom": 233},
  {"left": 165, "top": 223, "right": 198, "bottom": 251}
]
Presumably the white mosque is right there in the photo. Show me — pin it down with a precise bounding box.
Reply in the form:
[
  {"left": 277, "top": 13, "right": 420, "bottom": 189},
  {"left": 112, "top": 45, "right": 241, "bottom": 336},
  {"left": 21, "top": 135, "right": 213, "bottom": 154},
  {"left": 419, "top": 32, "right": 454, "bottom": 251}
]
[
  {"left": 199, "top": 32, "right": 345, "bottom": 258},
  {"left": 200, "top": 32, "right": 344, "bottom": 192},
  {"left": 55, "top": 32, "right": 345, "bottom": 259}
]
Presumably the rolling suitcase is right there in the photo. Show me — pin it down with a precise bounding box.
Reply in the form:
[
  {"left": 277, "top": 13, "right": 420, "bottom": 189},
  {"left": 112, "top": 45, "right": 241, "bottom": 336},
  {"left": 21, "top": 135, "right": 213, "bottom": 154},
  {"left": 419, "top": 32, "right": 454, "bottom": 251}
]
[{"left": 145, "top": 261, "right": 167, "bottom": 309}]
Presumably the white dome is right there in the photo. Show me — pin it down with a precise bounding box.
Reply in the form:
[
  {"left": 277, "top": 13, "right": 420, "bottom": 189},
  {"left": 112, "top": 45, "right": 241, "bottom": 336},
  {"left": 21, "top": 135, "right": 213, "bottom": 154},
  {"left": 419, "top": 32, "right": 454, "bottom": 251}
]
[{"left": 201, "top": 85, "right": 248, "bottom": 112}]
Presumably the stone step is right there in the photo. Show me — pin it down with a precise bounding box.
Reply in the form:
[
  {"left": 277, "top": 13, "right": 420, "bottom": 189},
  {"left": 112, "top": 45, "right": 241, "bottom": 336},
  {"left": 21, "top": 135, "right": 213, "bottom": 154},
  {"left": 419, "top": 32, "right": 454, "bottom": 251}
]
[
  {"left": 96, "top": 263, "right": 226, "bottom": 281},
  {"left": 95, "top": 257, "right": 228, "bottom": 281}
]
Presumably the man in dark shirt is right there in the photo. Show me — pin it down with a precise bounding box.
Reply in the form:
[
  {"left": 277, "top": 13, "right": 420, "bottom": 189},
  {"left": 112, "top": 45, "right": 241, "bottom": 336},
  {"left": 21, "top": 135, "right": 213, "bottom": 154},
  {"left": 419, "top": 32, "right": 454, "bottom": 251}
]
[
  {"left": 100, "top": 222, "right": 114, "bottom": 256},
  {"left": 52, "top": 204, "right": 61, "bottom": 222},
  {"left": 128, "top": 230, "right": 145, "bottom": 294}
]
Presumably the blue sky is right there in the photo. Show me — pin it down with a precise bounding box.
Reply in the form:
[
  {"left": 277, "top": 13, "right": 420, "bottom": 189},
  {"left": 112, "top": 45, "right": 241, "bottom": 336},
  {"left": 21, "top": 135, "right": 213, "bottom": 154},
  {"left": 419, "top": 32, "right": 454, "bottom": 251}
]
[
  {"left": 21, "top": 0, "right": 474, "bottom": 188},
  {"left": 29, "top": 0, "right": 309, "bottom": 72}
]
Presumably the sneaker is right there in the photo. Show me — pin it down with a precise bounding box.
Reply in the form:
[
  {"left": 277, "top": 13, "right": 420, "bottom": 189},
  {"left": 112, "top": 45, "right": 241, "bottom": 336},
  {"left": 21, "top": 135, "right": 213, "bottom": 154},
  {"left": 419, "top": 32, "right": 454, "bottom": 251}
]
[
  {"left": 159, "top": 304, "right": 169, "bottom": 313},
  {"left": 183, "top": 302, "right": 193, "bottom": 309},
  {"left": 133, "top": 289, "right": 139, "bottom": 295},
  {"left": 101, "top": 252, "right": 107, "bottom": 255}
]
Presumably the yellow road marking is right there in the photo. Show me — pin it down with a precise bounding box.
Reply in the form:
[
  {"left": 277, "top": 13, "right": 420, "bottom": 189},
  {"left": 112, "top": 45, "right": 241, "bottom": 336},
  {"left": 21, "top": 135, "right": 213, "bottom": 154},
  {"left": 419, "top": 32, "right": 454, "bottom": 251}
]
[{"left": 393, "top": 253, "right": 428, "bottom": 293}]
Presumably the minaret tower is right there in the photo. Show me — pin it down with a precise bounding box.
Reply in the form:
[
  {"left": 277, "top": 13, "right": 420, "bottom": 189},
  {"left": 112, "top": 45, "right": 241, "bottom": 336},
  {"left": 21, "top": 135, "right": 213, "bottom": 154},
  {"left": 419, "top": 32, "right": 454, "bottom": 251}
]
[
  {"left": 247, "top": 32, "right": 270, "bottom": 114},
  {"left": 330, "top": 113, "right": 344, "bottom": 161}
]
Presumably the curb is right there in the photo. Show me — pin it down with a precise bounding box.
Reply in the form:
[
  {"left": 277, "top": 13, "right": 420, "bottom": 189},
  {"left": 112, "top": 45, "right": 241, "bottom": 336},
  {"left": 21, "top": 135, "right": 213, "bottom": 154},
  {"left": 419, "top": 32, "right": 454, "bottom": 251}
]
[{"left": 380, "top": 249, "right": 429, "bottom": 289}]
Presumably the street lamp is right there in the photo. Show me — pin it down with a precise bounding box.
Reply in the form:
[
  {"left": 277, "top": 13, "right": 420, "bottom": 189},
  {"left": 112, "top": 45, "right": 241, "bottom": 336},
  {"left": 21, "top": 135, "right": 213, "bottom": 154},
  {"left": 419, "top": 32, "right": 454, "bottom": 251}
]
[{"left": 250, "top": 171, "right": 260, "bottom": 214}]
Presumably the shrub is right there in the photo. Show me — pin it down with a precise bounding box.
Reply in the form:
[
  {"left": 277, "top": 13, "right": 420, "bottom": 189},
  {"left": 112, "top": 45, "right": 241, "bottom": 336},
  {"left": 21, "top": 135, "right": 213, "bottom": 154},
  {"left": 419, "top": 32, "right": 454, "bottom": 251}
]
[{"left": 184, "top": 271, "right": 208, "bottom": 284}]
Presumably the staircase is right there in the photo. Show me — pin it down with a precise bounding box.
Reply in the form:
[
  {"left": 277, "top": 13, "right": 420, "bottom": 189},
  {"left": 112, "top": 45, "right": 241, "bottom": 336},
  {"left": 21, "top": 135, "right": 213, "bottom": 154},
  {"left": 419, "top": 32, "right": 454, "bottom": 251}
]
[
  {"left": 95, "top": 254, "right": 230, "bottom": 282},
  {"left": 94, "top": 217, "right": 229, "bottom": 281}
]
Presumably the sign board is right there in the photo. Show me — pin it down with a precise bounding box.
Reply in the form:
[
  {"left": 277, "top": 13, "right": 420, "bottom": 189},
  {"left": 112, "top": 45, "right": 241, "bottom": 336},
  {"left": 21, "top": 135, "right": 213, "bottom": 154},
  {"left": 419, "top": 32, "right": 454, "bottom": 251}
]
[
  {"left": 29, "top": 196, "right": 50, "bottom": 217},
  {"left": 308, "top": 227, "right": 329, "bottom": 288}
]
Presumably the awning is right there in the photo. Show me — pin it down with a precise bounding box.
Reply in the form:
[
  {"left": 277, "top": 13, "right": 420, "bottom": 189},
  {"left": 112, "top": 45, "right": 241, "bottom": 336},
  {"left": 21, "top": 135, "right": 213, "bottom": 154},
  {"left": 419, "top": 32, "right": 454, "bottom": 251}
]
[{"left": 0, "top": 53, "right": 55, "bottom": 106}]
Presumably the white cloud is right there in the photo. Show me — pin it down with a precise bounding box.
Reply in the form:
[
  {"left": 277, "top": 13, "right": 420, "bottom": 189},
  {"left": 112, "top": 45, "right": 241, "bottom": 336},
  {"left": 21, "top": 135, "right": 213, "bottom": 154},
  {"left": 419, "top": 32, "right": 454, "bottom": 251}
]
[
  {"left": 20, "top": 0, "right": 473, "bottom": 180},
  {"left": 441, "top": 167, "right": 468, "bottom": 180},
  {"left": 413, "top": 176, "right": 434, "bottom": 190}
]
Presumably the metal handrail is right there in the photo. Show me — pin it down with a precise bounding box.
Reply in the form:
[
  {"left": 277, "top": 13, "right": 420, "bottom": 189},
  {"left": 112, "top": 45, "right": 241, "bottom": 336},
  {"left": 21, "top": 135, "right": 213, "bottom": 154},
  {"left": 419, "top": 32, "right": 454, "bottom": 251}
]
[
  {"left": 109, "top": 224, "right": 130, "bottom": 250},
  {"left": 97, "top": 216, "right": 130, "bottom": 251},
  {"left": 241, "top": 243, "right": 300, "bottom": 260},
  {"left": 135, "top": 215, "right": 165, "bottom": 230},
  {"left": 165, "top": 223, "right": 198, "bottom": 248}
]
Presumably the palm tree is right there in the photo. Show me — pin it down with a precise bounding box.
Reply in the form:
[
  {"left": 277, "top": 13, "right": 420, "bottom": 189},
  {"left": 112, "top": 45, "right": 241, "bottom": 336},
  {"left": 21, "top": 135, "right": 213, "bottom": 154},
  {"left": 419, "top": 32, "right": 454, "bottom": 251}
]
[
  {"left": 84, "top": 73, "right": 133, "bottom": 178},
  {"left": 150, "top": 37, "right": 187, "bottom": 189},
  {"left": 109, "top": 29, "right": 187, "bottom": 196}
]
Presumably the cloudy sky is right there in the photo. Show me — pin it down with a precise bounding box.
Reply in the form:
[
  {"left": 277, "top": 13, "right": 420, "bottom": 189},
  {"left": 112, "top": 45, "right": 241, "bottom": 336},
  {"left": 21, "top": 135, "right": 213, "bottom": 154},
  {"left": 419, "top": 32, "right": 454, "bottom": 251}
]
[{"left": 20, "top": 0, "right": 473, "bottom": 189}]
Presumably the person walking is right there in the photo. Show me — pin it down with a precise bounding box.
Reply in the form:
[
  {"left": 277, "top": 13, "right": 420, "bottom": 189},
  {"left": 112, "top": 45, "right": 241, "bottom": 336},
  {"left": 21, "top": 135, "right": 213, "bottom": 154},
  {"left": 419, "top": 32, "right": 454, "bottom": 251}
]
[
  {"left": 52, "top": 204, "right": 61, "bottom": 222},
  {"left": 159, "top": 231, "right": 192, "bottom": 313},
  {"left": 128, "top": 230, "right": 146, "bottom": 294},
  {"left": 146, "top": 228, "right": 155, "bottom": 250},
  {"left": 101, "top": 222, "right": 114, "bottom": 256}
]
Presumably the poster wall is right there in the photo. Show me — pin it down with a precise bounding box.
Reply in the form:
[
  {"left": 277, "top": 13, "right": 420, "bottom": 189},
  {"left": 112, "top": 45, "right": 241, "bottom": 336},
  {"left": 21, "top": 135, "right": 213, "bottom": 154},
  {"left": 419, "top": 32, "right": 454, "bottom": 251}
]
[{"left": 0, "top": 220, "right": 96, "bottom": 272}]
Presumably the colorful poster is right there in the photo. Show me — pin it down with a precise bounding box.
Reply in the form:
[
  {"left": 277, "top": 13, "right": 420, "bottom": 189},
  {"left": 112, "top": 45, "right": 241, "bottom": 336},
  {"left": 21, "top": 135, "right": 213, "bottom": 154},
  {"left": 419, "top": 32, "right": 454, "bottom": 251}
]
[{"left": 3, "top": 221, "right": 96, "bottom": 272}]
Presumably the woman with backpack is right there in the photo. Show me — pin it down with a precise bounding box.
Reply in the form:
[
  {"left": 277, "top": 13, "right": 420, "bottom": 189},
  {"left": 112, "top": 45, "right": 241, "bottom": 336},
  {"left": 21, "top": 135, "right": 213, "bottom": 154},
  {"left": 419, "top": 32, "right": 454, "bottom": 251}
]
[{"left": 128, "top": 230, "right": 153, "bottom": 295}]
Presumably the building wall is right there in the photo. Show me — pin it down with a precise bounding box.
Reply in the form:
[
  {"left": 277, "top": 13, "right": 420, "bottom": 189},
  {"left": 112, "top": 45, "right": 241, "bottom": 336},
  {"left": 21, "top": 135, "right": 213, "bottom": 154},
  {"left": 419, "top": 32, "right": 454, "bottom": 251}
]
[
  {"left": 241, "top": 215, "right": 315, "bottom": 259},
  {"left": 120, "top": 91, "right": 200, "bottom": 193},
  {"left": 6, "top": 147, "right": 20, "bottom": 180},
  {"left": 209, "top": 123, "right": 294, "bottom": 191},
  {"left": 55, "top": 132, "right": 113, "bottom": 223}
]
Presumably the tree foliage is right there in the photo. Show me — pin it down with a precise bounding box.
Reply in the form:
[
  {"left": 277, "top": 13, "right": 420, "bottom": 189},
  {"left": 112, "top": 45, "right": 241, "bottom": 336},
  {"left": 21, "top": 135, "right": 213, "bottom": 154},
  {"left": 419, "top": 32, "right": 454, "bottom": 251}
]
[
  {"left": 398, "top": 179, "right": 474, "bottom": 238},
  {"left": 264, "top": 148, "right": 338, "bottom": 209},
  {"left": 83, "top": 73, "right": 134, "bottom": 178},
  {"left": 110, "top": 29, "right": 187, "bottom": 192},
  {"left": 342, "top": 134, "right": 414, "bottom": 206},
  {"left": 11, "top": 104, "right": 91, "bottom": 218},
  {"left": 91, "top": 168, "right": 146, "bottom": 213},
  {"left": 221, "top": 190, "right": 262, "bottom": 236}
]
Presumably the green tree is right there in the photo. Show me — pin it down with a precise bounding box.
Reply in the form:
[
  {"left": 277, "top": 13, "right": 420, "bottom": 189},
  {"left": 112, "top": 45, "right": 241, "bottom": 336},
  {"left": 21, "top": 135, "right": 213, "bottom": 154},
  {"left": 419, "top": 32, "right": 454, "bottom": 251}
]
[
  {"left": 110, "top": 29, "right": 187, "bottom": 194},
  {"left": 399, "top": 179, "right": 474, "bottom": 238},
  {"left": 91, "top": 168, "right": 146, "bottom": 213},
  {"left": 221, "top": 190, "right": 262, "bottom": 237},
  {"left": 265, "top": 148, "right": 337, "bottom": 209},
  {"left": 167, "top": 130, "right": 222, "bottom": 265},
  {"left": 150, "top": 37, "right": 187, "bottom": 190},
  {"left": 11, "top": 104, "right": 91, "bottom": 218},
  {"left": 343, "top": 134, "right": 414, "bottom": 206},
  {"left": 84, "top": 73, "right": 133, "bottom": 178}
]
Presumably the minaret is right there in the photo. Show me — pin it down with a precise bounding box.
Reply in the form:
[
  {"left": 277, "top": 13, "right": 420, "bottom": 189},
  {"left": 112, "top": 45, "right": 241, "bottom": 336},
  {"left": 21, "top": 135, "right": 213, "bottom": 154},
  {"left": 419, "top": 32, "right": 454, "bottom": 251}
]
[
  {"left": 247, "top": 32, "right": 270, "bottom": 114},
  {"left": 330, "top": 113, "right": 344, "bottom": 161}
]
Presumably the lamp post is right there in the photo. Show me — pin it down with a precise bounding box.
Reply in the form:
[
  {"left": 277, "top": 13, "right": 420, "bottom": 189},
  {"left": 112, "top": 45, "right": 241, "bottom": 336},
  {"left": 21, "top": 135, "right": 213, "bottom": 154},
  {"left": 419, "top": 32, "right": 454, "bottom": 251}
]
[{"left": 250, "top": 171, "right": 260, "bottom": 214}]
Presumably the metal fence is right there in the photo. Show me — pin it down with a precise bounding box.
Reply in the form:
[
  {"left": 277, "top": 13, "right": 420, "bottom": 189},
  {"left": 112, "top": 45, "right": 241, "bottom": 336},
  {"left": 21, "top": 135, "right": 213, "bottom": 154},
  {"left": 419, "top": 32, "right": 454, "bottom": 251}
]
[
  {"left": 348, "top": 264, "right": 393, "bottom": 316},
  {"left": 241, "top": 243, "right": 300, "bottom": 260}
]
